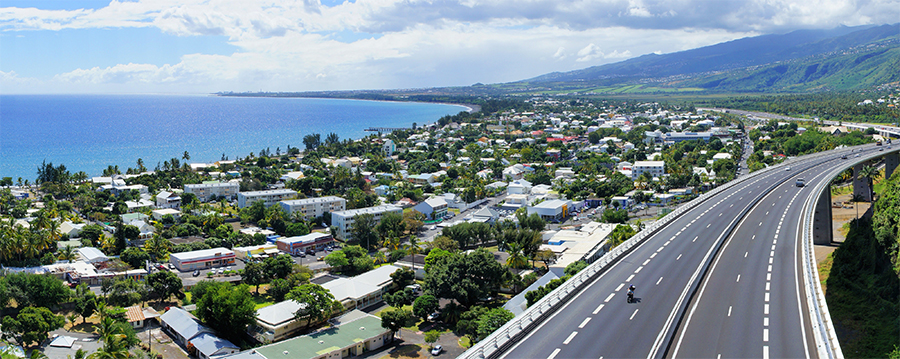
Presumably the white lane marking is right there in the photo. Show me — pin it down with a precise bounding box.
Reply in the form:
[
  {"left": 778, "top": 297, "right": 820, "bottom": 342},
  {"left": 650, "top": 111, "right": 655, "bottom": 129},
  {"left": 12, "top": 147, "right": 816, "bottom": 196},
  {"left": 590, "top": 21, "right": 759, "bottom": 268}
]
[
  {"left": 764, "top": 304, "right": 770, "bottom": 315},
  {"left": 730, "top": 204, "right": 733, "bottom": 207},
  {"left": 736, "top": 275, "right": 741, "bottom": 282},
  {"left": 563, "top": 331, "right": 578, "bottom": 345},
  {"left": 763, "top": 328, "right": 769, "bottom": 342},
  {"left": 664, "top": 241, "right": 671, "bottom": 246},
  {"left": 656, "top": 277, "right": 663, "bottom": 285},
  {"left": 772, "top": 203, "right": 776, "bottom": 206},
  {"left": 629, "top": 309, "right": 639, "bottom": 320},
  {"left": 766, "top": 211, "right": 769, "bottom": 215},
  {"left": 767, "top": 265, "right": 772, "bottom": 272},
  {"left": 770, "top": 250, "right": 775, "bottom": 257},
  {"left": 635, "top": 266, "right": 643, "bottom": 273},
  {"left": 752, "top": 234, "right": 756, "bottom": 240},
  {"left": 766, "top": 282, "right": 770, "bottom": 291},
  {"left": 767, "top": 273, "right": 771, "bottom": 281},
  {"left": 765, "top": 293, "right": 770, "bottom": 302},
  {"left": 615, "top": 283, "right": 625, "bottom": 291},
  {"left": 548, "top": 348, "right": 561, "bottom": 359},
  {"left": 593, "top": 304, "right": 604, "bottom": 314},
  {"left": 717, "top": 354, "right": 722, "bottom": 359},
  {"left": 763, "top": 346, "right": 769, "bottom": 359},
  {"left": 643, "top": 259, "right": 651, "bottom": 266},
  {"left": 579, "top": 317, "right": 591, "bottom": 329},
  {"left": 693, "top": 236, "right": 698, "bottom": 242},
  {"left": 650, "top": 252, "right": 657, "bottom": 259},
  {"left": 626, "top": 274, "right": 635, "bottom": 282},
  {"left": 764, "top": 317, "right": 769, "bottom": 326},
  {"left": 745, "top": 251, "right": 748, "bottom": 258},
  {"left": 707, "top": 223, "right": 711, "bottom": 228},
  {"left": 604, "top": 293, "right": 615, "bottom": 303},
  {"left": 728, "top": 306, "right": 732, "bottom": 317},
  {"left": 719, "top": 213, "right": 723, "bottom": 216},
  {"left": 769, "top": 257, "right": 773, "bottom": 264},
  {"left": 657, "top": 246, "right": 664, "bottom": 252},
  {"left": 759, "top": 221, "right": 763, "bottom": 226},
  {"left": 676, "top": 254, "right": 682, "bottom": 260}
]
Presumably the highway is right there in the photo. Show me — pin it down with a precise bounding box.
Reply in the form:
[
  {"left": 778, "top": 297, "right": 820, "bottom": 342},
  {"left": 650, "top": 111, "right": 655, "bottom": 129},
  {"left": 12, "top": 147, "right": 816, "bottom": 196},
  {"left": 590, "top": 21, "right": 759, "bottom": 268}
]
[{"left": 496, "top": 144, "right": 888, "bottom": 359}]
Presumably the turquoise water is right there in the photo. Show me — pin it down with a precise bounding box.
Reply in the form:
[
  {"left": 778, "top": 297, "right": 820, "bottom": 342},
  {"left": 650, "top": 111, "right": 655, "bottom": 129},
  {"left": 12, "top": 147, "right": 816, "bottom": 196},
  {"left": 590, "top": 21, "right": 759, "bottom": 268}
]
[{"left": 0, "top": 94, "right": 466, "bottom": 180}]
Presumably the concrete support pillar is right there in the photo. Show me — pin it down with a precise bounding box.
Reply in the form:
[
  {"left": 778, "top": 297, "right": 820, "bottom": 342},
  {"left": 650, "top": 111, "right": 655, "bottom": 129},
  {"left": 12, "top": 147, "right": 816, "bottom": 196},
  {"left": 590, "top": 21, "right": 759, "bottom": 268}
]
[
  {"left": 853, "top": 163, "right": 872, "bottom": 202},
  {"left": 813, "top": 188, "right": 833, "bottom": 245},
  {"left": 885, "top": 153, "right": 899, "bottom": 181}
]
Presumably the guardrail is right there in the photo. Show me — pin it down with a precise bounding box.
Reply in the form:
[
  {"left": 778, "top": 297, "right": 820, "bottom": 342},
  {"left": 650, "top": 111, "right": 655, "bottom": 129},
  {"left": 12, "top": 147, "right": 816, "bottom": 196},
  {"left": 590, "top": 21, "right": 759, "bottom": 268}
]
[
  {"left": 460, "top": 150, "right": 823, "bottom": 359},
  {"left": 796, "top": 148, "right": 895, "bottom": 359}
]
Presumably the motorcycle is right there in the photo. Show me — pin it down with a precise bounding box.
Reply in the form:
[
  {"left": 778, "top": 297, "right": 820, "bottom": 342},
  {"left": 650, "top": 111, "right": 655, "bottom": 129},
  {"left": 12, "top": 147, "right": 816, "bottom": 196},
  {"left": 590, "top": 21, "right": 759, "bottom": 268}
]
[{"left": 626, "top": 290, "right": 634, "bottom": 303}]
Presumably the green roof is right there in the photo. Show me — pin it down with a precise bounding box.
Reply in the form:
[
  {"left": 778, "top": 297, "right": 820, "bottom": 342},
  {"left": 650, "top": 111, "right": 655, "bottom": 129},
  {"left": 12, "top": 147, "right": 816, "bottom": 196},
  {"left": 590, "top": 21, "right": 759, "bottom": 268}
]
[{"left": 254, "top": 315, "right": 387, "bottom": 359}]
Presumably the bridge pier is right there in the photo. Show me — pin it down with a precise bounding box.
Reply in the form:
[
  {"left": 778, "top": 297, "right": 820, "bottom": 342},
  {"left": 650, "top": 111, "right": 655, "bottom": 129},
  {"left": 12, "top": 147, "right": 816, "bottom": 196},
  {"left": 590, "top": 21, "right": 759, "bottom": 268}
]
[
  {"left": 852, "top": 163, "right": 872, "bottom": 202},
  {"left": 885, "top": 153, "right": 899, "bottom": 181},
  {"left": 813, "top": 187, "right": 833, "bottom": 245}
]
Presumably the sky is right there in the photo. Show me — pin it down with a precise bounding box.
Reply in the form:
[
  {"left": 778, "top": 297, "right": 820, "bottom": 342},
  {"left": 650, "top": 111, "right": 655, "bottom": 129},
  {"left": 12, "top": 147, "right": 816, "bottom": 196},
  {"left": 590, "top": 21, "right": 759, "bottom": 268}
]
[{"left": 1, "top": 0, "right": 896, "bottom": 94}]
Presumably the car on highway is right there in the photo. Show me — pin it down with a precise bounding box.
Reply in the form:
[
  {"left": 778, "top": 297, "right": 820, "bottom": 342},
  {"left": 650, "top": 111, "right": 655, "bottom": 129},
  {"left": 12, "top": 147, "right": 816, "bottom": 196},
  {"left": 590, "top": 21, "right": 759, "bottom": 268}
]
[
  {"left": 796, "top": 178, "right": 805, "bottom": 187},
  {"left": 785, "top": 166, "right": 791, "bottom": 171},
  {"left": 841, "top": 154, "right": 847, "bottom": 159}
]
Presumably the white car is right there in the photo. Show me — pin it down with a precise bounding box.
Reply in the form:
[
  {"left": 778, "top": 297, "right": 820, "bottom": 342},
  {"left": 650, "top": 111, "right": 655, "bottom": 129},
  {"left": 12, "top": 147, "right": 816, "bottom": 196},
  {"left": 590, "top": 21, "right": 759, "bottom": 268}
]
[{"left": 431, "top": 345, "right": 443, "bottom": 355}]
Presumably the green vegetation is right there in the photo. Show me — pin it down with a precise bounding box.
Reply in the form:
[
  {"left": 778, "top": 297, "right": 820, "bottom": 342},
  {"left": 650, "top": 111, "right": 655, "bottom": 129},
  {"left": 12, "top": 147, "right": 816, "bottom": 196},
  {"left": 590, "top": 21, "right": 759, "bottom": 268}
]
[{"left": 825, "top": 171, "right": 900, "bottom": 357}]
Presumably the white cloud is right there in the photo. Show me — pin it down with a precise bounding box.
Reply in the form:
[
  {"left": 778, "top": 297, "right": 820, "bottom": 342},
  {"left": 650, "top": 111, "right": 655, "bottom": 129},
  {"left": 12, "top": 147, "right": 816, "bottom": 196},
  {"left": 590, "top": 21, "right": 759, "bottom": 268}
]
[
  {"left": 577, "top": 43, "right": 604, "bottom": 62},
  {"left": 1, "top": 0, "right": 894, "bottom": 93}
]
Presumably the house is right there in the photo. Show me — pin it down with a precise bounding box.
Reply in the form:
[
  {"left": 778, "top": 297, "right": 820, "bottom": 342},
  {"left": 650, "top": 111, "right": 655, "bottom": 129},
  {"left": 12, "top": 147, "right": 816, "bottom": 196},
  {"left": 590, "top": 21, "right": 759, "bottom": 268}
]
[
  {"left": 248, "top": 300, "right": 309, "bottom": 343},
  {"left": 279, "top": 196, "right": 346, "bottom": 220},
  {"left": 125, "top": 305, "right": 146, "bottom": 329},
  {"left": 155, "top": 191, "right": 182, "bottom": 209},
  {"left": 237, "top": 189, "right": 298, "bottom": 208},
  {"left": 712, "top": 153, "right": 732, "bottom": 161},
  {"left": 152, "top": 208, "right": 181, "bottom": 221},
  {"left": 77, "top": 247, "right": 108, "bottom": 263},
  {"left": 280, "top": 171, "right": 305, "bottom": 182},
  {"left": 126, "top": 219, "right": 154, "bottom": 240},
  {"left": 239, "top": 311, "right": 391, "bottom": 359},
  {"left": 59, "top": 221, "right": 85, "bottom": 238},
  {"left": 471, "top": 207, "right": 501, "bottom": 223},
  {"left": 383, "top": 139, "right": 395, "bottom": 156},
  {"left": 503, "top": 164, "right": 526, "bottom": 181},
  {"left": 413, "top": 197, "right": 448, "bottom": 220},
  {"left": 409, "top": 173, "right": 437, "bottom": 186},
  {"left": 373, "top": 185, "right": 393, "bottom": 197},
  {"left": 322, "top": 265, "right": 402, "bottom": 311},
  {"left": 159, "top": 307, "right": 238, "bottom": 359},
  {"left": 507, "top": 179, "right": 532, "bottom": 195},
  {"left": 503, "top": 194, "right": 530, "bottom": 209}
]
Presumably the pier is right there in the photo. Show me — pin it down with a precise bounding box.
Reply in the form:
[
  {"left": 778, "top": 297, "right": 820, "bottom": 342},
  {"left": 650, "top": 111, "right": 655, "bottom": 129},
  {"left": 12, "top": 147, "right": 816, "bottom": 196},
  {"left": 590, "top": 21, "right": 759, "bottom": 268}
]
[{"left": 364, "top": 127, "right": 410, "bottom": 132}]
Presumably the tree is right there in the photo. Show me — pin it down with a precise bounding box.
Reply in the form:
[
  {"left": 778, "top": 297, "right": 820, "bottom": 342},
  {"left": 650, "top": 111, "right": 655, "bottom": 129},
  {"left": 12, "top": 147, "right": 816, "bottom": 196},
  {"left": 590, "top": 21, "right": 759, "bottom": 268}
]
[
  {"left": 517, "top": 213, "right": 546, "bottom": 231},
  {"left": 324, "top": 250, "right": 349, "bottom": 270},
  {"left": 267, "top": 278, "right": 293, "bottom": 302},
  {"left": 57, "top": 245, "right": 77, "bottom": 263},
  {"left": 74, "top": 285, "right": 98, "bottom": 324},
  {"left": 384, "top": 287, "right": 416, "bottom": 307},
  {"left": 349, "top": 213, "right": 378, "bottom": 249},
  {"left": 565, "top": 261, "right": 588, "bottom": 276},
  {"left": 413, "top": 295, "right": 439, "bottom": 321},
  {"left": 402, "top": 210, "right": 426, "bottom": 235},
  {"left": 390, "top": 267, "right": 416, "bottom": 289},
  {"left": 143, "top": 235, "right": 171, "bottom": 262},
  {"left": 285, "top": 222, "right": 310, "bottom": 237},
  {"left": 264, "top": 254, "right": 294, "bottom": 280},
  {"left": 195, "top": 282, "right": 256, "bottom": 342},
  {"left": 375, "top": 212, "right": 405, "bottom": 241},
  {"left": 424, "top": 330, "right": 442, "bottom": 348},
  {"left": 4, "top": 272, "right": 71, "bottom": 309},
  {"left": 80, "top": 224, "right": 104, "bottom": 246},
  {"left": 429, "top": 236, "right": 459, "bottom": 252},
  {"left": 286, "top": 284, "right": 341, "bottom": 330},
  {"left": 147, "top": 271, "right": 182, "bottom": 302},
  {"left": 243, "top": 261, "right": 268, "bottom": 294},
  {"left": 1, "top": 306, "right": 65, "bottom": 347},
  {"left": 858, "top": 165, "right": 879, "bottom": 201},
  {"left": 424, "top": 249, "right": 505, "bottom": 307},
  {"left": 119, "top": 247, "right": 150, "bottom": 269},
  {"left": 380, "top": 308, "right": 412, "bottom": 340},
  {"left": 104, "top": 277, "right": 146, "bottom": 307},
  {"left": 475, "top": 308, "right": 514, "bottom": 341},
  {"left": 601, "top": 209, "right": 629, "bottom": 224}
]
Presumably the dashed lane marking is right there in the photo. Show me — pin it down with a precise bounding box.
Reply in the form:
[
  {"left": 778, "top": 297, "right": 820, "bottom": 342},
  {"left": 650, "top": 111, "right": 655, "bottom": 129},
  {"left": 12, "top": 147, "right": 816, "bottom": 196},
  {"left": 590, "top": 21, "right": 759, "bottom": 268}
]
[
  {"left": 579, "top": 317, "right": 591, "bottom": 329},
  {"left": 563, "top": 331, "right": 578, "bottom": 345},
  {"left": 548, "top": 348, "right": 561, "bottom": 359}
]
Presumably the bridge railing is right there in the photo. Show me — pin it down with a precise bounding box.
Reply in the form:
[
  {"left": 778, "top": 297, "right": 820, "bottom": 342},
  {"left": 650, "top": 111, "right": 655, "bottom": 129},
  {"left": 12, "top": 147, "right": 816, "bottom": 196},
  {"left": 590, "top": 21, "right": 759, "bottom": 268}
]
[
  {"left": 796, "top": 149, "right": 894, "bottom": 359},
  {"left": 459, "top": 151, "right": 820, "bottom": 359}
]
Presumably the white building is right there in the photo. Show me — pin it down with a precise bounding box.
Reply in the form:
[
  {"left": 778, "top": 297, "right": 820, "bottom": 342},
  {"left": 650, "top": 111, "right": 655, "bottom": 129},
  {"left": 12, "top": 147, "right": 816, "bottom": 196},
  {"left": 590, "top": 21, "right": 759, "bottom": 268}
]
[
  {"left": 527, "top": 199, "right": 573, "bottom": 222},
  {"left": 631, "top": 161, "right": 665, "bottom": 180},
  {"left": 155, "top": 191, "right": 181, "bottom": 209},
  {"left": 184, "top": 182, "right": 239, "bottom": 202},
  {"left": 331, "top": 205, "right": 402, "bottom": 241},
  {"left": 169, "top": 247, "right": 236, "bottom": 271},
  {"left": 237, "top": 189, "right": 298, "bottom": 208},
  {"left": 413, "top": 197, "right": 448, "bottom": 220},
  {"left": 279, "top": 196, "right": 346, "bottom": 220},
  {"left": 322, "top": 265, "right": 402, "bottom": 311}
]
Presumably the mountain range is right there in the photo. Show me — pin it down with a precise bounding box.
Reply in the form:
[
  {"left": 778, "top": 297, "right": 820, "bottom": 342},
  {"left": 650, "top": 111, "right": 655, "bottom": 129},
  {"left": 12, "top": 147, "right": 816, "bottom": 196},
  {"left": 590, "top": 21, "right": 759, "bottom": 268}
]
[{"left": 511, "top": 23, "right": 899, "bottom": 94}]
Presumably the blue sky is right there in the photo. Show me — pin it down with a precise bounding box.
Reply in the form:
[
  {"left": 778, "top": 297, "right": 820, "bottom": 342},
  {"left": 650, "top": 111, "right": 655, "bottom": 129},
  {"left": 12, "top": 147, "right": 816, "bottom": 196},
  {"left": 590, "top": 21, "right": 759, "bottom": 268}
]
[{"left": 1, "top": 0, "right": 895, "bottom": 94}]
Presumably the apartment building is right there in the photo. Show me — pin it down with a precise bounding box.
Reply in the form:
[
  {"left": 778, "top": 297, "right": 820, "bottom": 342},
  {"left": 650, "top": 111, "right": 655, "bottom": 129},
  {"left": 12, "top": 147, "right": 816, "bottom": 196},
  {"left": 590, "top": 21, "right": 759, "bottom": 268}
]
[
  {"left": 331, "top": 205, "right": 402, "bottom": 241},
  {"left": 278, "top": 196, "right": 346, "bottom": 220}
]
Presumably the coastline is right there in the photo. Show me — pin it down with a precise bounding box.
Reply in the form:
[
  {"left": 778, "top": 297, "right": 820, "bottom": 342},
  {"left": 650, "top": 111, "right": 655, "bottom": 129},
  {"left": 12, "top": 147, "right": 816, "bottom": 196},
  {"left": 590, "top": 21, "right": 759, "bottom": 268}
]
[{"left": 214, "top": 93, "right": 480, "bottom": 114}]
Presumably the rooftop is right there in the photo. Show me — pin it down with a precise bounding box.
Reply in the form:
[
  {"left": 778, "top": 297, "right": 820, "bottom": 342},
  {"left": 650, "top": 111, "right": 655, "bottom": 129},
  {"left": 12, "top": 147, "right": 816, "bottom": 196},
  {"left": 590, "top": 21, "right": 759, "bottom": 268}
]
[{"left": 253, "top": 314, "right": 386, "bottom": 359}]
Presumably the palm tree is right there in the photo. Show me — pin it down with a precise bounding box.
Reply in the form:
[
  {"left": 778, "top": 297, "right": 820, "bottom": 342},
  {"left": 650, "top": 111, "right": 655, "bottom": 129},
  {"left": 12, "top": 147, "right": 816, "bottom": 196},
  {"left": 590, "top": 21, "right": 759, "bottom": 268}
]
[
  {"left": 505, "top": 241, "right": 528, "bottom": 269},
  {"left": 858, "top": 165, "right": 879, "bottom": 202},
  {"left": 182, "top": 151, "right": 191, "bottom": 161},
  {"left": 144, "top": 235, "right": 171, "bottom": 262},
  {"left": 407, "top": 236, "right": 420, "bottom": 270},
  {"left": 58, "top": 245, "right": 77, "bottom": 263}
]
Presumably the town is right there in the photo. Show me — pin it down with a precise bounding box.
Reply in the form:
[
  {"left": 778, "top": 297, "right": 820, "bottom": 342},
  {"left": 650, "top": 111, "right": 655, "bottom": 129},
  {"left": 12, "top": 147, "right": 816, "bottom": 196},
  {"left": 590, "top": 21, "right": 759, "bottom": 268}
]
[{"left": 1, "top": 93, "right": 895, "bottom": 359}]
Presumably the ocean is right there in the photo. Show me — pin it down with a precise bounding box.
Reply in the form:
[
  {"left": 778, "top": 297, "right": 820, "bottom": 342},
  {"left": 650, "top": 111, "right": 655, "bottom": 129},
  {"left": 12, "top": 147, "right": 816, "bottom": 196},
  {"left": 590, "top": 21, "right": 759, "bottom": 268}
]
[{"left": 0, "top": 94, "right": 467, "bottom": 181}]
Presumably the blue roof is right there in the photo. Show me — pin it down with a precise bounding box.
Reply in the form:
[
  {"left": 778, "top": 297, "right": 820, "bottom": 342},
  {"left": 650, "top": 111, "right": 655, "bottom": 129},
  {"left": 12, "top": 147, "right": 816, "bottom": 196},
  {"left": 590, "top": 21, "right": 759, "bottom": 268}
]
[{"left": 191, "top": 332, "right": 238, "bottom": 357}]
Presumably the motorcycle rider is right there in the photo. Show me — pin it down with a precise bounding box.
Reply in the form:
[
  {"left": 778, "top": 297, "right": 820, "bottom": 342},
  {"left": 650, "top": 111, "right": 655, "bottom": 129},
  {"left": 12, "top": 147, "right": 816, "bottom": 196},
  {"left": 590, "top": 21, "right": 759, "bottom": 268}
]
[{"left": 627, "top": 284, "right": 635, "bottom": 302}]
